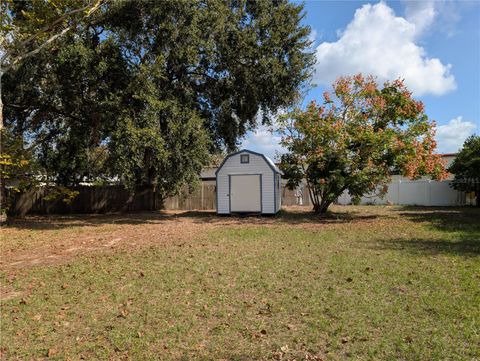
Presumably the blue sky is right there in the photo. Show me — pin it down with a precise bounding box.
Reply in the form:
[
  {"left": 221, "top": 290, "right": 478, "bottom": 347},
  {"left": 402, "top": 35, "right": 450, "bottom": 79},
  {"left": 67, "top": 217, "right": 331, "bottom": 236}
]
[{"left": 242, "top": 0, "right": 480, "bottom": 160}]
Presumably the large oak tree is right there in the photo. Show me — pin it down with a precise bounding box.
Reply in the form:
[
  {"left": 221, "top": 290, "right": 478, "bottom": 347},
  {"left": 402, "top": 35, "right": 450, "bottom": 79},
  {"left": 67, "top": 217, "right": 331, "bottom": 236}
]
[{"left": 2, "top": 0, "right": 314, "bottom": 213}]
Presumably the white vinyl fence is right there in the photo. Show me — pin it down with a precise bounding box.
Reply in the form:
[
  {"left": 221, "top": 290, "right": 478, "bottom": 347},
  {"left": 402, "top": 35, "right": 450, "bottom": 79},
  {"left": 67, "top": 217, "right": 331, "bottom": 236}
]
[{"left": 337, "top": 178, "right": 466, "bottom": 206}]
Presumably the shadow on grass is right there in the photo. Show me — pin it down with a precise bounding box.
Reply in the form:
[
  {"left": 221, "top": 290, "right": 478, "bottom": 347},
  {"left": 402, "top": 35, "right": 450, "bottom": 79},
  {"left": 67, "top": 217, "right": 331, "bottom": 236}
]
[
  {"left": 364, "top": 207, "right": 480, "bottom": 257},
  {"left": 7, "top": 206, "right": 388, "bottom": 230},
  {"left": 182, "top": 207, "right": 383, "bottom": 223},
  {"left": 6, "top": 211, "right": 178, "bottom": 230},
  {"left": 9, "top": 206, "right": 479, "bottom": 234},
  {"left": 373, "top": 237, "right": 480, "bottom": 257},
  {"left": 395, "top": 206, "right": 480, "bottom": 233}
]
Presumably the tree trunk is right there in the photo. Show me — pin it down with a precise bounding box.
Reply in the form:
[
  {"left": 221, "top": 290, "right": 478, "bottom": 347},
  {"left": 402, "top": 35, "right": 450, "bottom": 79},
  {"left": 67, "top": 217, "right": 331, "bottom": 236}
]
[
  {"left": 311, "top": 189, "right": 333, "bottom": 214},
  {"left": 121, "top": 190, "right": 135, "bottom": 213},
  {"left": 313, "top": 200, "right": 332, "bottom": 214},
  {"left": 1, "top": 70, "right": 4, "bottom": 131},
  {"left": 0, "top": 96, "right": 3, "bottom": 131},
  {"left": 476, "top": 190, "right": 479, "bottom": 207},
  {"left": 0, "top": 77, "right": 6, "bottom": 224},
  {"left": 0, "top": 177, "right": 7, "bottom": 225}
]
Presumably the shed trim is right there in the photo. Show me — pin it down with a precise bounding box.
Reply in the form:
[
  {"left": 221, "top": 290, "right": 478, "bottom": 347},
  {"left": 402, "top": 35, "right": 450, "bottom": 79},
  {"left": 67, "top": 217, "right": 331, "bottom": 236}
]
[
  {"left": 228, "top": 175, "right": 231, "bottom": 213},
  {"left": 273, "top": 173, "right": 276, "bottom": 213},
  {"left": 215, "top": 176, "right": 219, "bottom": 213},
  {"left": 260, "top": 174, "right": 263, "bottom": 214}
]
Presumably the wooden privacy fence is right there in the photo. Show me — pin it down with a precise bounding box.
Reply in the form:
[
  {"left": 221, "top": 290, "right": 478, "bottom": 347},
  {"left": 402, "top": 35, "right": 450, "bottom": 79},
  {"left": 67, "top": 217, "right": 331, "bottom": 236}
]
[
  {"left": 10, "top": 185, "right": 158, "bottom": 216},
  {"left": 10, "top": 181, "right": 310, "bottom": 215},
  {"left": 162, "top": 181, "right": 217, "bottom": 211}
]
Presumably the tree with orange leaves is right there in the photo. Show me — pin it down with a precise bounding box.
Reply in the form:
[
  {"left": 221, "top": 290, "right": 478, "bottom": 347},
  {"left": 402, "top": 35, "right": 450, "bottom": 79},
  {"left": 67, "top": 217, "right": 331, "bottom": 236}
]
[{"left": 278, "top": 74, "right": 447, "bottom": 214}]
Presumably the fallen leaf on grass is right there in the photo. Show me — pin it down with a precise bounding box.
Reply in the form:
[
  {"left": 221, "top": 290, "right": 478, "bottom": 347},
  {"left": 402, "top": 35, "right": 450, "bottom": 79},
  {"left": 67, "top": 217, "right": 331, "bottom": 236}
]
[
  {"left": 272, "top": 350, "right": 283, "bottom": 360},
  {"left": 258, "top": 303, "right": 272, "bottom": 316},
  {"left": 391, "top": 285, "right": 407, "bottom": 294},
  {"left": 304, "top": 352, "right": 324, "bottom": 360},
  {"left": 118, "top": 308, "right": 129, "bottom": 318}
]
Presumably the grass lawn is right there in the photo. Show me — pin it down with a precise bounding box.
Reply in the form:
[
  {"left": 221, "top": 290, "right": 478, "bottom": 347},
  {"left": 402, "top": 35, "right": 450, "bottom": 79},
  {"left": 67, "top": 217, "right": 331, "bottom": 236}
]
[{"left": 1, "top": 206, "right": 479, "bottom": 360}]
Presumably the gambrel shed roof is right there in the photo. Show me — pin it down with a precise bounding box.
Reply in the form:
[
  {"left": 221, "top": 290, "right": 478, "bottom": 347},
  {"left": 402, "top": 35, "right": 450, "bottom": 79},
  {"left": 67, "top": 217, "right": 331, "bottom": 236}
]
[{"left": 215, "top": 149, "right": 283, "bottom": 175}]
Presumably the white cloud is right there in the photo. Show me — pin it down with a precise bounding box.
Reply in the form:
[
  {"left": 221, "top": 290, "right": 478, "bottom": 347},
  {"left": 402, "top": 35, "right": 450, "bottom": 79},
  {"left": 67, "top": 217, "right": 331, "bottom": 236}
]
[
  {"left": 404, "top": 0, "right": 436, "bottom": 35},
  {"left": 240, "top": 111, "right": 286, "bottom": 161},
  {"left": 241, "top": 125, "right": 283, "bottom": 161},
  {"left": 314, "top": 2, "right": 456, "bottom": 96},
  {"left": 403, "top": 0, "right": 464, "bottom": 37},
  {"left": 435, "top": 117, "right": 477, "bottom": 153}
]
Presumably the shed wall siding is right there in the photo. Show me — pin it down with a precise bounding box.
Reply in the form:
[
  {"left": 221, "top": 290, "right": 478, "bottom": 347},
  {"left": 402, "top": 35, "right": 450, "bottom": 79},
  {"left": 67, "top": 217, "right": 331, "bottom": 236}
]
[{"left": 217, "top": 152, "right": 275, "bottom": 214}]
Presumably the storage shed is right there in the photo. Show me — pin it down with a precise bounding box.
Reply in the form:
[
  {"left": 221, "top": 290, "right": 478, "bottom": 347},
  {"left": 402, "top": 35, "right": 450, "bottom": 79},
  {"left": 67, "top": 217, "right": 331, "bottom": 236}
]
[{"left": 216, "top": 150, "right": 283, "bottom": 214}]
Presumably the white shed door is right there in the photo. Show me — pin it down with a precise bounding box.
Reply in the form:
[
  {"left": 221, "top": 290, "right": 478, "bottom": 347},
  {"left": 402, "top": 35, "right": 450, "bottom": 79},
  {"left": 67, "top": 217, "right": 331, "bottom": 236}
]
[{"left": 230, "top": 175, "right": 261, "bottom": 212}]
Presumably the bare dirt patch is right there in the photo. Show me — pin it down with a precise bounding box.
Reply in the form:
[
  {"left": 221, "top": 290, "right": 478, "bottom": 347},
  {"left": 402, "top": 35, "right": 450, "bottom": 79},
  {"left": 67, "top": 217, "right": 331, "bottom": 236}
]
[
  {"left": 2, "top": 205, "right": 467, "bottom": 271},
  {"left": 0, "top": 288, "right": 24, "bottom": 302},
  {"left": 2, "top": 209, "right": 306, "bottom": 271},
  {"left": 2, "top": 211, "right": 212, "bottom": 270}
]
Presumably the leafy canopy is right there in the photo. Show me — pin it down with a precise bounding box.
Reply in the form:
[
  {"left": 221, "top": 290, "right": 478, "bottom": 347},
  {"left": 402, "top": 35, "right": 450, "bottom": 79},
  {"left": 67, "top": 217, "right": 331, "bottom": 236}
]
[
  {"left": 448, "top": 135, "right": 480, "bottom": 205},
  {"left": 1, "top": 0, "right": 103, "bottom": 216},
  {"left": 279, "top": 74, "right": 447, "bottom": 214},
  {"left": 2, "top": 0, "right": 314, "bottom": 199}
]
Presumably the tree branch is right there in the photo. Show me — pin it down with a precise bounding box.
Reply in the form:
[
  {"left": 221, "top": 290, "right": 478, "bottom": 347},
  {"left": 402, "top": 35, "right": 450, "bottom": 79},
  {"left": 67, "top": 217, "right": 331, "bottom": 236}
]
[
  {"left": 5, "top": 26, "right": 71, "bottom": 72},
  {"left": 1, "top": 0, "right": 103, "bottom": 70}
]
